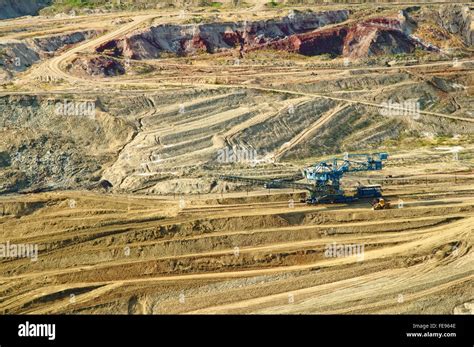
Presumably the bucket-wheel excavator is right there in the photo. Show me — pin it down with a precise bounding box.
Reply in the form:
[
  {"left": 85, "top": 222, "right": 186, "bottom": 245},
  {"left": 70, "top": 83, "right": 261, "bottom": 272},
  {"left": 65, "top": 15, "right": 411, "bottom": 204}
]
[
  {"left": 301, "top": 152, "right": 388, "bottom": 204},
  {"left": 219, "top": 152, "right": 389, "bottom": 205}
]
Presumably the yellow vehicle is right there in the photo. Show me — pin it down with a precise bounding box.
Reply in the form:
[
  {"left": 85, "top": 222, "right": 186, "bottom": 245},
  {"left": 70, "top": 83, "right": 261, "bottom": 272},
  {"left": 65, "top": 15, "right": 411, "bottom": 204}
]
[{"left": 371, "top": 198, "right": 391, "bottom": 210}]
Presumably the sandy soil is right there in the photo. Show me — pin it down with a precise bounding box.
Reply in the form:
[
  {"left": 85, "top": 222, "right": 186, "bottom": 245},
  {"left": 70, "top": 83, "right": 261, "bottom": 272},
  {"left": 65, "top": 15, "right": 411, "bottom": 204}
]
[
  {"left": 0, "top": 150, "right": 473, "bottom": 314},
  {"left": 0, "top": 3, "right": 473, "bottom": 314}
]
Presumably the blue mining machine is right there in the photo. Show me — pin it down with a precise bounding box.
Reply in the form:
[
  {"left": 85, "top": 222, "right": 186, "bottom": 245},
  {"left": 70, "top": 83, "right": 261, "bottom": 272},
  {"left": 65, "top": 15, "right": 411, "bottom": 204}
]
[
  {"left": 218, "top": 152, "right": 389, "bottom": 205},
  {"left": 301, "top": 152, "right": 388, "bottom": 204}
]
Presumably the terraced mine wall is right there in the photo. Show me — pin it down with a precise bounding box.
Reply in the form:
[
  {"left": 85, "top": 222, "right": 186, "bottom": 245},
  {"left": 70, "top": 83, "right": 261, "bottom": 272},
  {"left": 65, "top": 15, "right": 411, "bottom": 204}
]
[
  {"left": 434, "top": 4, "right": 473, "bottom": 46},
  {"left": 0, "top": 30, "right": 103, "bottom": 78},
  {"left": 96, "top": 10, "right": 350, "bottom": 59},
  {"left": 0, "top": 0, "right": 51, "bottom": 19},
  {"left": 1, "top": 76, "right": 473, "bottom": 195},
  {"left": 255, "top": 18, "right": 427, "bottom": 58},
  {"left": 91, "top": 9, "right": 439, "bottom": 72}
]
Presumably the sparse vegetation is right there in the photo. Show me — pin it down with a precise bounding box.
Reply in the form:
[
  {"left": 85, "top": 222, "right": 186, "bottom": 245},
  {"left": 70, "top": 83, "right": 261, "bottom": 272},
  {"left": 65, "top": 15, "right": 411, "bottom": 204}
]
[
  {"left": 133, "top": 64, "right": 155, "bottom": 75},
  {"left": 266, "top": 0, "right": 282, "bottom": 8}
]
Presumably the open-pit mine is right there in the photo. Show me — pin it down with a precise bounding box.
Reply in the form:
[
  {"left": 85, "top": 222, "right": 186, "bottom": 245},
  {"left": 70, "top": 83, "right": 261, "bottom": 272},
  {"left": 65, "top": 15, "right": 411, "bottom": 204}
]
[{"left": 0, "top": 0, "right": 473, "bottom": 315}]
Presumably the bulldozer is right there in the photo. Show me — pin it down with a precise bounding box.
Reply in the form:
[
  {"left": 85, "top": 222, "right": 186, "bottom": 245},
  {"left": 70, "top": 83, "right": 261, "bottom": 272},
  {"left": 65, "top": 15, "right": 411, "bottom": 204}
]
[{"left": 371, "top": 197, "right": 391, "bottom": 210}]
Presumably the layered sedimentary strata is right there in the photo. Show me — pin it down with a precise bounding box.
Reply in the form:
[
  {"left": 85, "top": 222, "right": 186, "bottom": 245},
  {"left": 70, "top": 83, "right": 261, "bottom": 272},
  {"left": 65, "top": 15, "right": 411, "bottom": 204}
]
[{"left": 95, "top": 10, "right": 350, "bottom": 59}]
